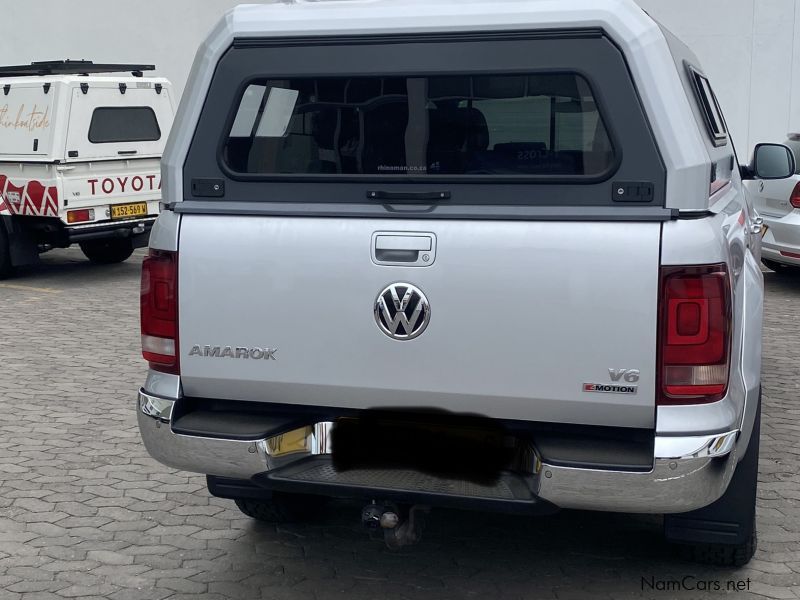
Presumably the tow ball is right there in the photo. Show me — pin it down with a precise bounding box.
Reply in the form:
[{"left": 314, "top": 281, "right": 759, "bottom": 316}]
[{"left": 361, "top": 502, "right": 430, "bottom": 549}]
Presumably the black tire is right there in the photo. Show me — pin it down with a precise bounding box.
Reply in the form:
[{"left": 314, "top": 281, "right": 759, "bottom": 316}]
[
  {"left": 0, "top": 224, "right": 12, "bottom": 279},
  {"left": 665, "top": 396, "right": 761, "bottom": 567},
  {"left": 762, "top": 258, "right": 797, "bottom": 274},
  {"left": 79, "top": 238, "right": 135, "bottom": 264},
  {"left": 234, "top": 493, "right": 327, "bottom": 523}
]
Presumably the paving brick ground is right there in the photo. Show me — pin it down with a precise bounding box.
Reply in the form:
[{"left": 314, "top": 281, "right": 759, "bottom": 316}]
[{"left": 0, "top": 247, "right": 798, "bottom": 600}]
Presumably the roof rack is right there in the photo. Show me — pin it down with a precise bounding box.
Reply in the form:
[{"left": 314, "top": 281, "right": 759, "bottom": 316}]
[{"left": 0, "top": 60, "right": 155, "bottom": 78}]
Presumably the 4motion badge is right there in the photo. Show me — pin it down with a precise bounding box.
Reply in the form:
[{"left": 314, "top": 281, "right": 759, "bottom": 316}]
[{"left": 583, "top": 369, "right": 640, "bottom": 395}]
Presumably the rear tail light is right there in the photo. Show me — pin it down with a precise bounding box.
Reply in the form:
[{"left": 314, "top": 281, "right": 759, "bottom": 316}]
[
  {"left": 141, "top": 249, "right": 179, "bottom": 374},
  {"left": 67, "top": 208, "right": 94, "bottom": 223},
  {"left": 658, "top": 264, "right": 731, "bottom": 405},
  {"left": 790, "top": 182, "right": 800, "bottom": 209}
]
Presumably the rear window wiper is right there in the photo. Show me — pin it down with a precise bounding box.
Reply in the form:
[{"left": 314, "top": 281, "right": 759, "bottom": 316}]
[{"left": 367, "top": 190, "right": 451, "bottom": 202}]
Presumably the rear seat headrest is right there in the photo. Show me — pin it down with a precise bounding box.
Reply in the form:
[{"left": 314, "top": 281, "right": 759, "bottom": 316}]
[{"left": 428, "top": 106, "right": 490, "bottom": 151}]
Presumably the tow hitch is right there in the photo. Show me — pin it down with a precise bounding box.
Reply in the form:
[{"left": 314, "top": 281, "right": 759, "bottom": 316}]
[{"left": 361, "top": 502, "right": 430, "bottom": 549}]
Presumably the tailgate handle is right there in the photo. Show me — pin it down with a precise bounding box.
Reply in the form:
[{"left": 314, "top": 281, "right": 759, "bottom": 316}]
[
  {"left": 373, "top": 234, "right": 436, "bottom": 266},
  {"left": 376, "top": 249, "right": 420, "bottom": 263}
]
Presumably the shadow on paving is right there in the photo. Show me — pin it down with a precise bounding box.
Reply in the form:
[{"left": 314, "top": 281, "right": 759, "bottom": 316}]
[{"left": 6, "top": 247, "right": 145, "bottom": 289}]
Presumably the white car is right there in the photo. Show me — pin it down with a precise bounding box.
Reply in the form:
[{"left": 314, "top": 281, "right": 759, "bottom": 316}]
[
  {"left": 745, "top": 135, "right": 800, "bottom": 272},
  {"left": 0, "top": 60, "right": 175, "bottom": 277}
]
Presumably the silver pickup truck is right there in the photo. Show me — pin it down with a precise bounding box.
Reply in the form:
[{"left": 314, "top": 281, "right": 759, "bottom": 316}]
[{"left": 137, "top": 0, "right": 794, "bottom": 566}]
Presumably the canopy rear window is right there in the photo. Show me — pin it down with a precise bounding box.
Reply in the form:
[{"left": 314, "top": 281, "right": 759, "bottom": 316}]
[
  {"left": 224, "top": 74, "right": 614, "bottom": 178},
  {"left": 89, "top": 107, "right": 161, "bottom": 144},
  {"left": 184, "top": 32, "right": 667, "bottom": 212}
]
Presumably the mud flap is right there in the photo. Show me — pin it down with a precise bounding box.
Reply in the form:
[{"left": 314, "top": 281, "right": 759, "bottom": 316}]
[
  {"left": 1, "top": 216, "right": 40, "bottom": 267},
  {"left": 664, "top": 395, "right": 760, "bottom": 546}
]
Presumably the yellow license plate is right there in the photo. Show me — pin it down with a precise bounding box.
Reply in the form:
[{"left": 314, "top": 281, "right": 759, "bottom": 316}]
[{"left": 111, "top": 202, "right": 148, "bottom": 220}]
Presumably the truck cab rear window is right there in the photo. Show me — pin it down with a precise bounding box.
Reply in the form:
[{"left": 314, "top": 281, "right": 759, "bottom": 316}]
[
  {"left": 223, "top": 74, "right": 614, "bottom": 178},
  {"left": 89, "top": 107, "right": 161, "bottom": 144}
]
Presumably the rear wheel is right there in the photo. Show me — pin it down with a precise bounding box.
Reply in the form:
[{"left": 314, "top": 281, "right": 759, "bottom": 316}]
[
  {"left": 234, "top": 493, "right": 328, "bottom": 523},
  {"left": 0, "top": 224, "right": 12, "bottom": 279},
  {"left": 79, "top": 238, "right": 135, "bottom": 264},
  {"left": 762, "top": 258, "right": 798, "bottom": 274},
  {"left": 665, "top": 395, "right": 761, "bottom": 567}
]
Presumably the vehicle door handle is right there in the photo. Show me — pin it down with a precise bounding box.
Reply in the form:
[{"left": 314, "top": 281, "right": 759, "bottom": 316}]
[{"left": 372, "top": 233, "right": 436, "bottom": 266}]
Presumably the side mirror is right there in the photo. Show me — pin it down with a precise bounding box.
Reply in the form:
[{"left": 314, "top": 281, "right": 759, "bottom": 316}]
[{"left": 750, "top": 143, "right": 796, "bottom": 179}]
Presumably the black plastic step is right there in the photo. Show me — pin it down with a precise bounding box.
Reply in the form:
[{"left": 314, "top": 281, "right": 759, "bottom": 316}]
[{"left": 253, "top": 456, "right": 557, "bottom": 514}]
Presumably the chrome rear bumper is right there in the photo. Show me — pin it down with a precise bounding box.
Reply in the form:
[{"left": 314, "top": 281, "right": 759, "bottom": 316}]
[{"left": 138, "top": 390, "right": 739, "bottom": 514}]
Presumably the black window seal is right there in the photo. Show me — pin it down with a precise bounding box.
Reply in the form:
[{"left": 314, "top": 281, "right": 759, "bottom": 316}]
[
  {"left": 214, "top": 68, "right": 623, "bottom": 185},
  {"left": 685, "top": 63, "right": 728, "bottom": 148},
  {"left": 88, "top": 106, "right": 162, "bottom": 144}
]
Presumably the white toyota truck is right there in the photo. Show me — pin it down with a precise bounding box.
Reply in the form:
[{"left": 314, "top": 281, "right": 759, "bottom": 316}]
[
  {"left": 0, "top": 61, "right": 174, "bottom": 276},
  {"left": 137, "top": 0, "right": 793, "bottom": 566}
]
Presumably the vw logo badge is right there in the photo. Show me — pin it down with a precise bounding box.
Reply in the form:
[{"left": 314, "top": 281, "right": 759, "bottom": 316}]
[{"left": 374, "top": 283, "right": 431, "bottom": 341}]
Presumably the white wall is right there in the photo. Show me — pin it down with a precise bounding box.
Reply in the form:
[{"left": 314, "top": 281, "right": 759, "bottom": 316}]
[
  {"left": 2, "top": 0, "right": 797, "bottom": 154},
  {"left": 0, "top": 0, "right": 240, "bottom": 97},
  {"left": 637, "top": 0, "right": 800, "bottom": 154}
]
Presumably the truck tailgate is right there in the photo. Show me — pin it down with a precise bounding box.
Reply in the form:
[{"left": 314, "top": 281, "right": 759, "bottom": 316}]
[{"left": 178, "top": 215, "right": 660, "bottom": 429}]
